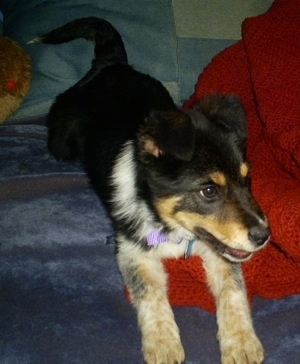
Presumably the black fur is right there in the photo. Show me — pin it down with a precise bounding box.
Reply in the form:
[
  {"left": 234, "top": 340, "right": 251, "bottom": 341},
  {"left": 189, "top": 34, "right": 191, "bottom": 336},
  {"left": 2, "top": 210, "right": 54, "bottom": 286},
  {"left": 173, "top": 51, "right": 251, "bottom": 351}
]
[{"left": 40, "top": 17, "right": 270, "bottom": 363}]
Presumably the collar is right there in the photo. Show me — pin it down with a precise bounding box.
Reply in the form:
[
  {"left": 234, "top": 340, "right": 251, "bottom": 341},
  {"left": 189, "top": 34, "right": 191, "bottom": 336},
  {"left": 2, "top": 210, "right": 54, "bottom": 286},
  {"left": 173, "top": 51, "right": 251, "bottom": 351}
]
[
  {"left": 146, "top": 230, "right": 195, "bottom": 259},
  {"left": 146, "top": 230, "right": 169, "bottom": 245}
]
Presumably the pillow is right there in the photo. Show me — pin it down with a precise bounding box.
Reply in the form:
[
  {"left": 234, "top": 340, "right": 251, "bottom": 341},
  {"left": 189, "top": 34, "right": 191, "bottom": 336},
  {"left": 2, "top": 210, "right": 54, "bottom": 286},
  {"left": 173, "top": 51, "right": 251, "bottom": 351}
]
[
  {"left": 0, "top": 0, "right": 273, "bottom": 121},
  {"left": 172, "top": 0, "right": 273, "bottom": 104},
  {"left": 0, "top": 0, "right": 178, "bottom": 121}
]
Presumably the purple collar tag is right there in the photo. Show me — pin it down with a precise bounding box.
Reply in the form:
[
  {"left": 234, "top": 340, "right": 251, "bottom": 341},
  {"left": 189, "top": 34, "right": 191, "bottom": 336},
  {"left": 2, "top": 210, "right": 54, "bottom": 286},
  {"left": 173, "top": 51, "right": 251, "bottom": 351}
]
[
  {"left": 146, "top": 230, "right": 195, "bottom": 258},
  {"left": 146, "top": 230, "right": 168, "bottom": 246}
]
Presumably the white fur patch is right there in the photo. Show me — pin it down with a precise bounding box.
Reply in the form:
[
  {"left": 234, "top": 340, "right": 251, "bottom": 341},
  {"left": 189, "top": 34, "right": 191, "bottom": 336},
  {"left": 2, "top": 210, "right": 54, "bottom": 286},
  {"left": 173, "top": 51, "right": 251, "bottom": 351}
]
[{"left": 110, "top": 142, "right": 161, "bottom": 240}]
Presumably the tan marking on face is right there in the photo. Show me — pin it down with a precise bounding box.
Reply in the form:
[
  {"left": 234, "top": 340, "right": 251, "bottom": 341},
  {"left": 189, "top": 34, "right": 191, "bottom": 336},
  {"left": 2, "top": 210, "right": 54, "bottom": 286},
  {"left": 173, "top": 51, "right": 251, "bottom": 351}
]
[
  {"left": 240, "top": 162, "right": 249, "bottom": 178},
  {"left": 174, "top": 211, "right": 245, "bottom": 243},
  {"left": 210, "top": 171, "right": 227, "bottom": 186},
  {"left": 155, "top": 197, "right": 249, "bottom": 248},
  {"left": 154, "top": 196, "right": 182, "bottom": 229}
]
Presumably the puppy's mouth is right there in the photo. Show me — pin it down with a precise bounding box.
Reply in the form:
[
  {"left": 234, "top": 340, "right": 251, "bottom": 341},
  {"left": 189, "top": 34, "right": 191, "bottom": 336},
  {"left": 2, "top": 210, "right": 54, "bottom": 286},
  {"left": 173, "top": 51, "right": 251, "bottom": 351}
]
[
  {"left": 195, "top": 227, "right": 253, "bottom": 262},
  {"left": 223, "top": 247, "right": 252, "bottom": 261}
]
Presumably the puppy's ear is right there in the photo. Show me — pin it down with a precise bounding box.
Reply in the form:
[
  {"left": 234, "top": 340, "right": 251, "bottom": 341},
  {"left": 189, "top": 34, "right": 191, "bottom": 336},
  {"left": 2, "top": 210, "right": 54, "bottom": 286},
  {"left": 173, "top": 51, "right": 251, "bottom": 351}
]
[
  {"left": 193, "top": 94, "right": 247, "bottom": 141},
  {"left": 138, "top": 110, "right": 195, "bottom": 162}
]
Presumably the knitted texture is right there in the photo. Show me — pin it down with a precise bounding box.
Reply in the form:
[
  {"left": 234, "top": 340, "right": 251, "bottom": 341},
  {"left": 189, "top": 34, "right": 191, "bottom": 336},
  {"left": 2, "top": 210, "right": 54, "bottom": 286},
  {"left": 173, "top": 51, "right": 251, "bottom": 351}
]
[{"left": 165, "top": 0, "right": 300, "bottom": 313}]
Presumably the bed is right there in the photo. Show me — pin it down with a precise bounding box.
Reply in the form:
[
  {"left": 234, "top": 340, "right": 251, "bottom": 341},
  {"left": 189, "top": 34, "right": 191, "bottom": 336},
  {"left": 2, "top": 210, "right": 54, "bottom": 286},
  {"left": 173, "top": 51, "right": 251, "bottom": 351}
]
[{"left": 1, "top": 1, "right": 299, "bottom": 363}]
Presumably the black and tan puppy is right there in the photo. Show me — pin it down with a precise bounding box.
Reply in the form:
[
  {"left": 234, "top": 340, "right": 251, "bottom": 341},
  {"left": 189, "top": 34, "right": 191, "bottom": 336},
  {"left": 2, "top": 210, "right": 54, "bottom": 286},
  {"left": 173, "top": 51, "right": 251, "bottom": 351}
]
[{"left": 34, "top": 17, "right": 270, "bottom": 363}]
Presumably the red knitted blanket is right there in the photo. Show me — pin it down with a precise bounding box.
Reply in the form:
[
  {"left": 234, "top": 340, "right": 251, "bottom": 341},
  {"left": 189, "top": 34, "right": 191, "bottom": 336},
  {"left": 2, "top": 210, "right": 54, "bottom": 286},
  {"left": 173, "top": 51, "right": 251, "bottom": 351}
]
[{"left": 165, "top": 0, "right": 300, "bottom": 313}]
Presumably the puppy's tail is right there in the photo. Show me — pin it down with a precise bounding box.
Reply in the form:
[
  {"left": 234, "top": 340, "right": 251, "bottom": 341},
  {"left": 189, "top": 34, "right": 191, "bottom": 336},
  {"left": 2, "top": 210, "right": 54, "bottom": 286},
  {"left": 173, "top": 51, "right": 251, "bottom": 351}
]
[{"left": 30, "top": 17, "right": 128, "bottom": 81}]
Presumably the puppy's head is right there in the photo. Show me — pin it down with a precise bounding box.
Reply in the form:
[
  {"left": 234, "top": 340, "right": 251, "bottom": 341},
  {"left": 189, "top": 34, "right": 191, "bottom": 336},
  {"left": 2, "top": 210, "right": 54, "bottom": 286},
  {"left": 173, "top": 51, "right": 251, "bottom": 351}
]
[{"left": 138, "top": 94, "right": 270, "bottom": 262}]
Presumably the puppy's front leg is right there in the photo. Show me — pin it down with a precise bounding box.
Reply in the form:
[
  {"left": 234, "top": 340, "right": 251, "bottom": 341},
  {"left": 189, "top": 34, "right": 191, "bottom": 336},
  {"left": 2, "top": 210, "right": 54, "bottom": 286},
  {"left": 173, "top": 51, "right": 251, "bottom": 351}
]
[
  {"left": 117, "top": 242, "right": 185, "bottom": 364},
  {"left": 204, "top": 254, "right": 264, "bottom": 364}
]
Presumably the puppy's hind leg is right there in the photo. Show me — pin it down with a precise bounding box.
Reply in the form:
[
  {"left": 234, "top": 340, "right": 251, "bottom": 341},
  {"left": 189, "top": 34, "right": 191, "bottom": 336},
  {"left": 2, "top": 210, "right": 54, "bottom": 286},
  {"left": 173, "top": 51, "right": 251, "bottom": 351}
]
[
  {"left": 117, "top": 240, "right": 185, "bottom": 364},
  {"left": 47, "top": 91, "right": 86, "bottom": 162}
]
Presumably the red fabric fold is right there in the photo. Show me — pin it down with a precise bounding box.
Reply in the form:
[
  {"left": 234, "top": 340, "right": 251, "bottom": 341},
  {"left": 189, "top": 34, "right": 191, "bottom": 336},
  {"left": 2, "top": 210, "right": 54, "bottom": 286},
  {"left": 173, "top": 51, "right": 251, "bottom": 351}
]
[{"left": 165, "top": 0, "right": 300, "bottom": 313}]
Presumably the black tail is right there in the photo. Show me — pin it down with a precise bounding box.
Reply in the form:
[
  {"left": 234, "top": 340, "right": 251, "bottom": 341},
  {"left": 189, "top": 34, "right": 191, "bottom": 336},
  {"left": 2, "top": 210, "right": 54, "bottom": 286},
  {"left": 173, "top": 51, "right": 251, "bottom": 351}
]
[
  {"left": 37, "top": 18, "right": 128, "bottom": 162},
  {"left": 31, "top": 17, "right": 128, "bottom": 84}
]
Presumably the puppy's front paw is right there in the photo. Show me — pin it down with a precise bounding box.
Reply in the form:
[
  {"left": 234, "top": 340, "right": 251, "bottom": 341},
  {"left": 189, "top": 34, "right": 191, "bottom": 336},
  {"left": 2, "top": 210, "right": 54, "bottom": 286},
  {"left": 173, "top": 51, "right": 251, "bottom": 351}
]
[
  {"left": 142, "top": 330, "right": 185, "bottom": 364},
  {"left": 220, "top": 330, "right": 264, "bottom": 364}
]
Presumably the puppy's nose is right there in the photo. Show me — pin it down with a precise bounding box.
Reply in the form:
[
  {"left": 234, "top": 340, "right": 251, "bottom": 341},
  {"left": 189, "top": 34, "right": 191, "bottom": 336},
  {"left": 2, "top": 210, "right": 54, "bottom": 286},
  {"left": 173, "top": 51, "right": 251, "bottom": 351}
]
[{"left": 248, "top": 226, "right": 270, "bottom": 247}]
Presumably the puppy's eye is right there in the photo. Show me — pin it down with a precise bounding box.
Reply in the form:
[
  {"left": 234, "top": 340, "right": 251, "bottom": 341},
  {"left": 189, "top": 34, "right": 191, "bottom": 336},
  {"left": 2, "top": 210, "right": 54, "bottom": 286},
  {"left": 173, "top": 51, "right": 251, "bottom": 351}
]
[{"left": 200, "top": 186, "right": 218, "bottom": 199}]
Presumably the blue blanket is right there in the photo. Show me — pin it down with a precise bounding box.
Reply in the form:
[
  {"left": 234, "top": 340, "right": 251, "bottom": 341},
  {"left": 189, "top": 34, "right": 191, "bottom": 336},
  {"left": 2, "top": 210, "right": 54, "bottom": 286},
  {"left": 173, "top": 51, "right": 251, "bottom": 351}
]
[{"left": 1, "top": 123, "right": 299, "bottom": 363}]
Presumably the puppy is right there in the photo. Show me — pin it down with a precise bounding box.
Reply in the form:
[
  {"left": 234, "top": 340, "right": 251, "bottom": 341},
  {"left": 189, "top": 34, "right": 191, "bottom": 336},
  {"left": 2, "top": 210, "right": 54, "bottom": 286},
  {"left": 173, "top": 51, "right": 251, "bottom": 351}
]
[{"left": 35, "top": 17, "right": 270, "bottom": 363}]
